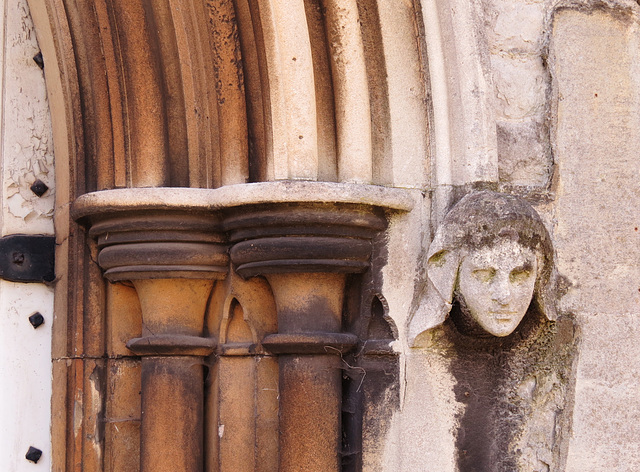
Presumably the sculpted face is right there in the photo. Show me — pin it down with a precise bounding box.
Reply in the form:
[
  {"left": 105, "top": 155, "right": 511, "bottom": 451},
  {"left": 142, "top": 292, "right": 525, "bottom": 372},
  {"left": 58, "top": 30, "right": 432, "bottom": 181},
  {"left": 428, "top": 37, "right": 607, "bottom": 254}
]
[{"left": 457, "top": 240, "right": 537, "bottom": 337}]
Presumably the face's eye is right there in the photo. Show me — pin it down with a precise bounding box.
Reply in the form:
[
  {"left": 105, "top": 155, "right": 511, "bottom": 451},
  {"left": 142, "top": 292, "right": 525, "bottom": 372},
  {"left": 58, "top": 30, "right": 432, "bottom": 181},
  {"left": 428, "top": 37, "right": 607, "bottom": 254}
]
[
  {"left": 472, "top": 268, "right": 495, "bottom": 283},
  {"left": 510, "top": 268, "right": 533, "bottom": 283}
]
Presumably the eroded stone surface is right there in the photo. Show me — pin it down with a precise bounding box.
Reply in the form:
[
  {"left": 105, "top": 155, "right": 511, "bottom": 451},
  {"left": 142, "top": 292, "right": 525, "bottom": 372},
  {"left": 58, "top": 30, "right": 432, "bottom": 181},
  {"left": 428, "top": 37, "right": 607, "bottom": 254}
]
[
  {"left": 409, "top": 191, "right": 556, "bottom": 343},
  {"left": 457, "top": 240, "right": 538, "bottom": 337},
  {"left": 484, "top": 0, "right": 553, "bottom": 187}
]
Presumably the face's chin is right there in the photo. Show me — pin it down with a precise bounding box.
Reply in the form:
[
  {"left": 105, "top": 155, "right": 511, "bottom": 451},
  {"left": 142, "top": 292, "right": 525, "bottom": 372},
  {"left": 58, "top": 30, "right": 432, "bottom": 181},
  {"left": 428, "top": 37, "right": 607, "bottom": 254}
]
[
  {"left": 456, "top": 295, "right": 529, "bottom": 337},
  {"left": 475, "top": 311, "right": 527, "bottom": 337}
]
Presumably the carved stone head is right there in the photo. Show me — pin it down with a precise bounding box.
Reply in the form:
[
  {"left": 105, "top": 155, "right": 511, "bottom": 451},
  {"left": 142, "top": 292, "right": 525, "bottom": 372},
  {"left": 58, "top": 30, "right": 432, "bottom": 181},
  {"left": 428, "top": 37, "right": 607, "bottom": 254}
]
[{"left": 409, "top": 191, "right": 556, "bottom": 344}]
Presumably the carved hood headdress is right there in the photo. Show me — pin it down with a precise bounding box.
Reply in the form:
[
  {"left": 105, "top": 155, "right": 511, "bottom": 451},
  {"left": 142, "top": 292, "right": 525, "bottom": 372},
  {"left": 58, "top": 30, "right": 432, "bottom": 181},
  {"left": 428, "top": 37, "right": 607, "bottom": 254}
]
[{"left": 408, "top": 191, "right": 557, "bottom": 345}]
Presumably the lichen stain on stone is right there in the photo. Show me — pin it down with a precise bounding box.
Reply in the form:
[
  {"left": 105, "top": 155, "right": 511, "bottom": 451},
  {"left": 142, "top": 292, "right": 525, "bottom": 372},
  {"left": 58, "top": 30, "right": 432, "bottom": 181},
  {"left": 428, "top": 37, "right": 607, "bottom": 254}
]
[
  {"left": 445, "top": 312, "right": 579, "bottom": 471},
  {"left": 511, "top": 317, "right": 579, "bottom": 471},
  {"left": 554, "top": 0, "right": 639, "bottom": 20}
]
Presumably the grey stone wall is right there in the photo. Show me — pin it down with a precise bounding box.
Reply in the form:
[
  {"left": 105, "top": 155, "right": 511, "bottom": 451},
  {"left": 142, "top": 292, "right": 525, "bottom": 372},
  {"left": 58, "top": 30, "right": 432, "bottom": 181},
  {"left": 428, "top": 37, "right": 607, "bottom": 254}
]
[{"left": 381, "top": 1, "right": 640, "bottom": 471}]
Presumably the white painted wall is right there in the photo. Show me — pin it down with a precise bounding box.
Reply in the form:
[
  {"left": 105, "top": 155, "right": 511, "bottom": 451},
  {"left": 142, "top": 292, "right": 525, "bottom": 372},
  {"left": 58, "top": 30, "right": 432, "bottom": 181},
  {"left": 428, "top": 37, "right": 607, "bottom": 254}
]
[{"left": 0, "top": 0, "right": 54, "bottom": 470}]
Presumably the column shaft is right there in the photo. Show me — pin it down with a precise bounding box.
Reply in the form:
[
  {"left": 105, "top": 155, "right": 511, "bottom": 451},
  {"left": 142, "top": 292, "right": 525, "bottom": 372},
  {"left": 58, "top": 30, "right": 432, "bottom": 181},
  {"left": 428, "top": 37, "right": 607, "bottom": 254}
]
[
  {"left": 266, "top": 273, "right": 346, "bottom": 472},
  {"left": 279, "top": 355, "right": 341, "bottom": 471},
  {"left": 141, "top": 356, "right": 204, "bottom": 472}
]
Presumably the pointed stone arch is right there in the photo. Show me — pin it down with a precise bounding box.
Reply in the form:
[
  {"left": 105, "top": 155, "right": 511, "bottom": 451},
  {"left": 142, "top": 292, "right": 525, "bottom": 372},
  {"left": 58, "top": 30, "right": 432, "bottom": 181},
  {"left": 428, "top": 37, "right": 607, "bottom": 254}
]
[{"left": 26, "top": 0, "right": 426, "bottom": 470}]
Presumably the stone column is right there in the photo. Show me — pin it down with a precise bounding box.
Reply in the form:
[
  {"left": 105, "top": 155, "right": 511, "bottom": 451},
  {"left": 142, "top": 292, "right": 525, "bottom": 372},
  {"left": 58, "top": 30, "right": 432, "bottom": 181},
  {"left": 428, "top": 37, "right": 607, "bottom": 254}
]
[
  {"left": 73, "top": 190, "right": 228, "bottom": 472},
  {"left": 73, "top": 182, "right": 413, "bottom": 472},
  {"left": 227, "top": 203, "right": 386, "bottom": 471},
  {"left": 128, "top": 279, "right": 215, "bottom": 472}
]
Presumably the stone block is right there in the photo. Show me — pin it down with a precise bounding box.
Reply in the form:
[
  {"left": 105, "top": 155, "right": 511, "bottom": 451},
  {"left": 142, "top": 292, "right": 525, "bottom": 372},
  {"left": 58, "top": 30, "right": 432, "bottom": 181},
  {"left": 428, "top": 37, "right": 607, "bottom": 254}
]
[
  {"left": 497, "top": 119, "right": 551, "bottom": 186},
  {"left": 566, "top": 380, "right": 640, "bottom": 472},
  {"left": 551, "top": 7, "right": 640, "bottom": 316},
  {"left": 106, "top": 358, "right": 141, "bottom": 420}
]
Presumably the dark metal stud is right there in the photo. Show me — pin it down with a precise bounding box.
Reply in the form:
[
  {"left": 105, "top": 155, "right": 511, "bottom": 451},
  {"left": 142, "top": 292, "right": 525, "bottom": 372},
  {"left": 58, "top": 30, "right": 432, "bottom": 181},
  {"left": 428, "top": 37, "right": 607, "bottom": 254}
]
[
  {"left": 33, "top": 52, "right": 44, "bottom": 70},
  {"left": 29, "top": 312, "right": 45, "bottom": 329},
  {"left": 12, "top": 251, "right": 25, "bottom": 265},
  {"left": 25, "top": 446, "right": 42, "bottom": 463},
  {"left": 30, "top": 179, "right": 49, "bottom": 197}
]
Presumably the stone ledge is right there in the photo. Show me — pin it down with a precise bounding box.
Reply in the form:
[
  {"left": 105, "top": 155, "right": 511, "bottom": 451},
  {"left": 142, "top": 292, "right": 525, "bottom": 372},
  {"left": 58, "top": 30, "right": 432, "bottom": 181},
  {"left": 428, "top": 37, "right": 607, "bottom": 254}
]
[{"left": 71, "top": 181, "right": 416, "bottom": 219}]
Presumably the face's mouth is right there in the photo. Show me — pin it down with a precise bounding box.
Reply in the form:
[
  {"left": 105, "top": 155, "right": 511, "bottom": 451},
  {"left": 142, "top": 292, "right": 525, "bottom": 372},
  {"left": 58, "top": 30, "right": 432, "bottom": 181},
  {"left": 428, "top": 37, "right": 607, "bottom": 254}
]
[{"left": 491, "top": 312, "right": 517, "bottom": 321}]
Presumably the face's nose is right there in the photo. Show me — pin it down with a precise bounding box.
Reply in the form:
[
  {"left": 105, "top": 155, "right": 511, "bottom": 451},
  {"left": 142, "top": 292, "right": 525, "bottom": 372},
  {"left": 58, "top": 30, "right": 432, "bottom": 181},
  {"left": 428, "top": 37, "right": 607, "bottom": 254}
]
[{"left": 491, "top": 275, "right": 512, "bottom": 305}]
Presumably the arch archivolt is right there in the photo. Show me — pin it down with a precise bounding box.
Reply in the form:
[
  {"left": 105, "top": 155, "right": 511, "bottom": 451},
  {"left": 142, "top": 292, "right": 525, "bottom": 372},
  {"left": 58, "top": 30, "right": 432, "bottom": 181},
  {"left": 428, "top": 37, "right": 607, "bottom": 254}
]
[{"left": 25, "top": 1, "right": 428, "bottom": 470}]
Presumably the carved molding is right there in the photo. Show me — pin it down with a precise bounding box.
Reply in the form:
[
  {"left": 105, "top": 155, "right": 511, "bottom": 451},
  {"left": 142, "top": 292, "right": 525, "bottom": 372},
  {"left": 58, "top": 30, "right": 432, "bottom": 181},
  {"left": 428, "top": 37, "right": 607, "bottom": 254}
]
[{"left": 29, "top": 0, "right": 429, "bottom": 195}]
